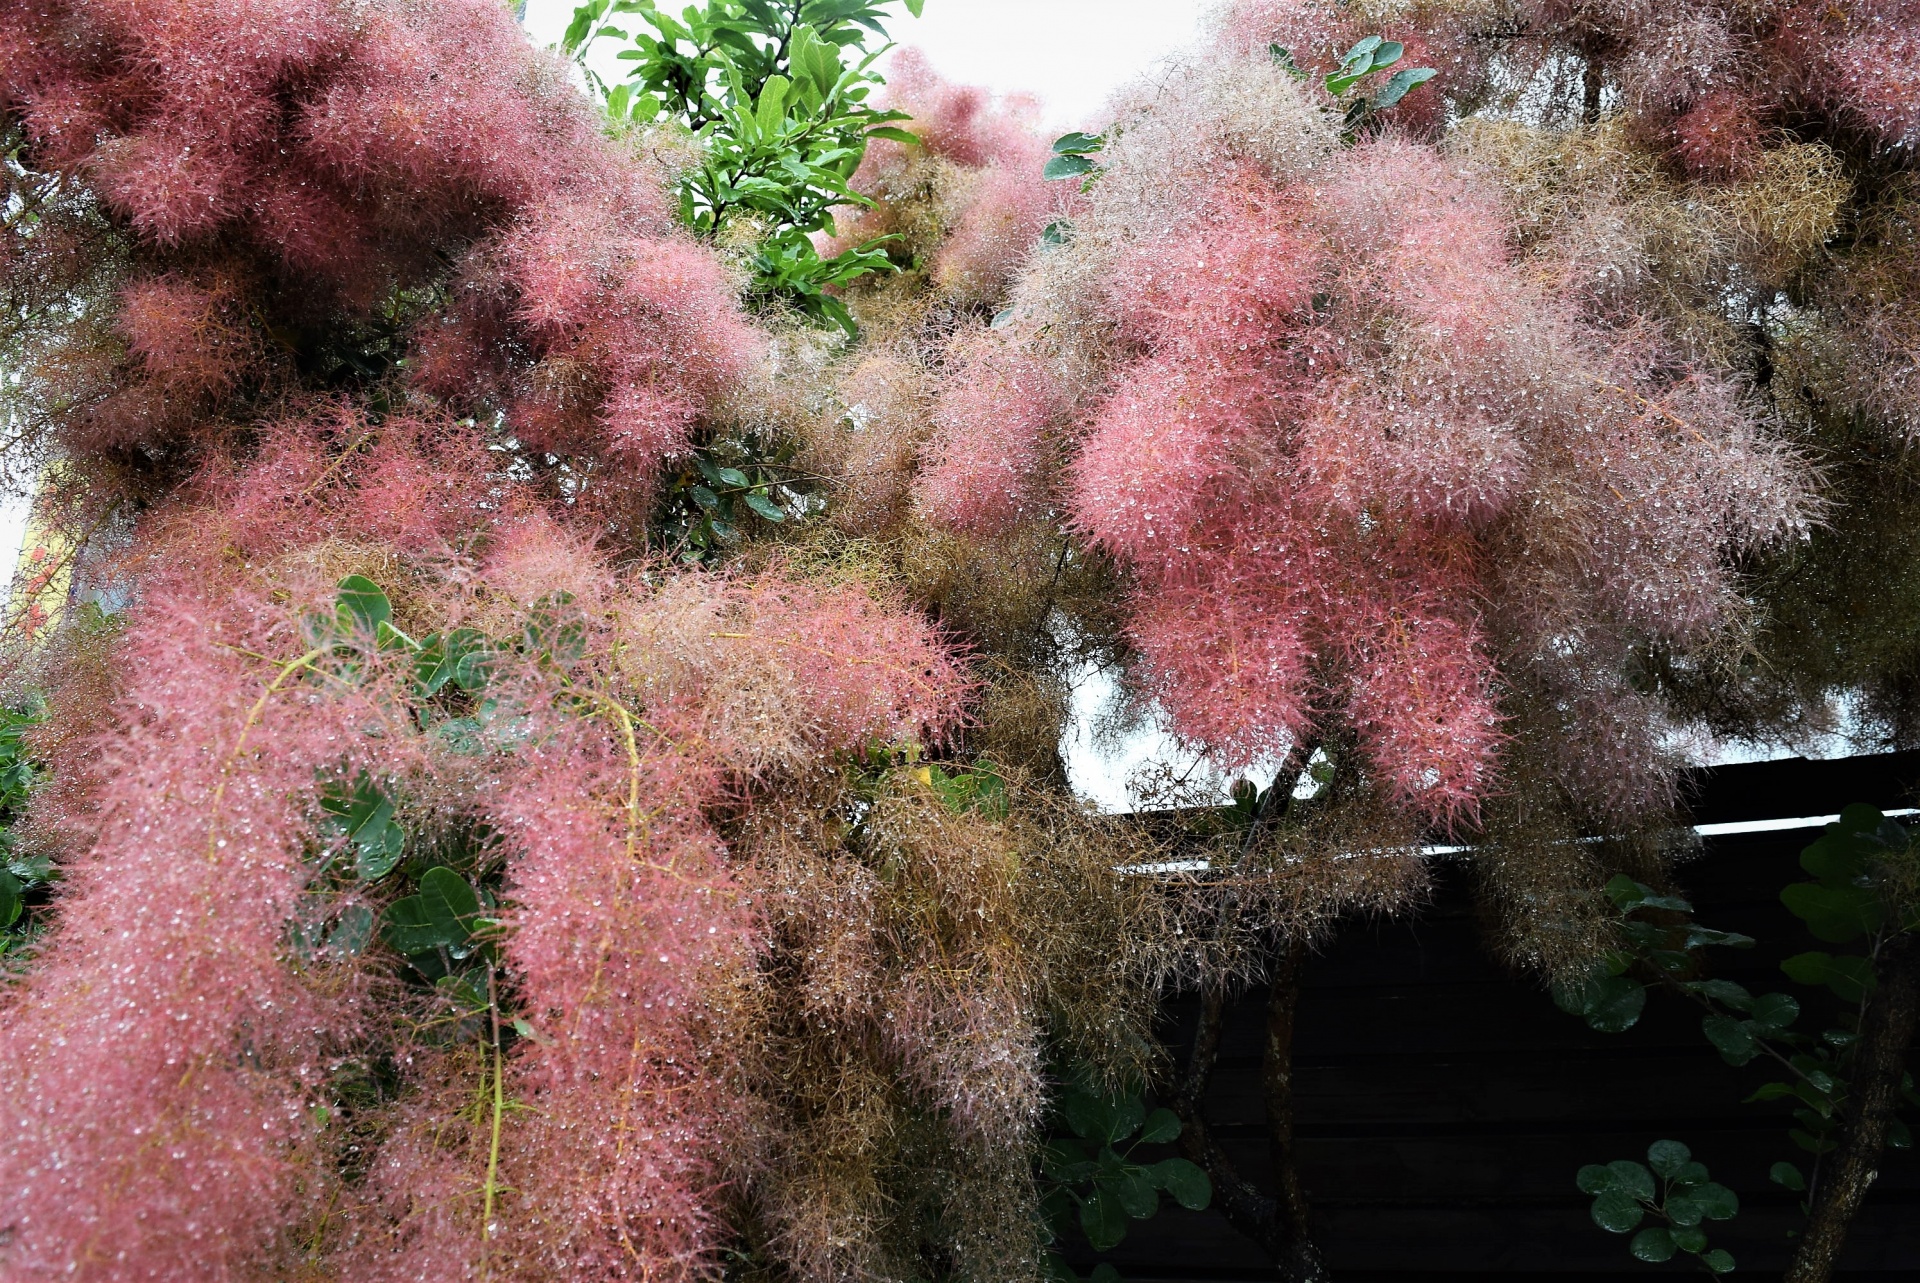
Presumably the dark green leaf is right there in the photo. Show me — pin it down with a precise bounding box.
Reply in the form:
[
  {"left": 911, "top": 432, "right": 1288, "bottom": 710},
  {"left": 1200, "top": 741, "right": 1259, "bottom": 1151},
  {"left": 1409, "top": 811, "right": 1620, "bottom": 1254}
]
[
  {"left": 1781, "top": 950, "right": 1875, "bottom": 1003},
  {"left": 1607, "top": 1160, "right": 1655, "bottom": 1202},
  {"left": 1746, "top": 1082, "right": 1797, "bottom": 1103},
  {"left": 1769, "top": 1162, "right": 1806, "bottom": 1192},
  {"left": 1673, "top": 1225, "right": 1709, "bottom": 1253},
  {"left": 1781, "top": 881, "right": 1882, "bottom": 943},
  {"left": 1080, "top": 1187, "right": 1129, "bottom": 1252},
  {"left": 1703, "top": 1014, "right": 1757, "bottom": 1064},
  {"left": 1111, "top": 1166, "right": 1158, "bottom": 1218},
  {"left": 1576, "top": 1164, "right": 1615, "bottom": 1194},
  {"left": 1044, "top": 153, "right": 1096, "bottom": 181},
  {"left": 744, "top": 490, "right": 788, "bottom": 522},
  {"left": 1667, "top": 1192, "right": 1705, "bottom": 1228},
  {"left": 1646, "top": 1140, "right": 1691, "bottom": 1179},
  {"left": 1591, "top": 1188, "right": 1645, "bottom": 1233},
  {"left": 1750, "top": 991, "right": 1800, "bottom": 1032},
  {"left": 1630, "top": 1227, "right": 1676, "bottom": 1263},
  {"left": 335, "top": 574, "right": 392, "bottom": 636},
  {"left": 1702, "top": 1248, "right": 1736, "bottom": 1274},
  {"left": 1052, "top": 131, "right": 1105, "bottom": 155},
  {"left": 0, "top": 867, "right": 21, "bottom": 928},
  {"left": 1694, "top": 1182, "right": 1739, "bottom": 1220},
  {"left": 1672, "top": 1161, "right": 1710, "bottom": 1186},
  {"left": 1686, "top": 925, "right": 1757, "bottom": 949},
  {"left": 1151, "top": 1157, "right": 1211, "bottom": 1210},
  {"left": 324, "top": 904, "right": 375, "bottom": 958},
  {"left": 1136, "top": 1107, "right": 1181, "bottom": 1146},
  {"left": 1062, "top": 1088, "right": 1114, "bottom": 1142},
  {"left": 867, "top": 125, "right": 918, "bottom": 144},
  {"left": 1103, "top": 1096, "right": 1145, "bottom": 1144},
  {"left": 1371, "top": 65, "right": 1437, "bottom": 110},
  {"left": 1686, "top": 979, "right": 1754, "bottom": 1011},
  {"left": 1574, "top": 971, "right": 1651, "bottom": 1029}
]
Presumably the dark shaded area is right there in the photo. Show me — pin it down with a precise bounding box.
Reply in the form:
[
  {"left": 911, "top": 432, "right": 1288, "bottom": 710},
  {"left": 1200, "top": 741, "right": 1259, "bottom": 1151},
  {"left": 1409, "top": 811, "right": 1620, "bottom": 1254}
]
[{"left": 1071, "top": 753, "right": 1920, "bottom": 1280}]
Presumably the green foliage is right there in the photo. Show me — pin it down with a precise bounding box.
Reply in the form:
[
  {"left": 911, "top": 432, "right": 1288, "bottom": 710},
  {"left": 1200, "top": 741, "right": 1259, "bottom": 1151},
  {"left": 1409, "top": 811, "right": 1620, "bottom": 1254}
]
[
  {"left": 1040, "top": 1079, "right": 1211, "bottom": 1273},
  {"left": 1577, "top": 1141, "right": 1738, "bottom": 1273},
  {"left": 1560, "top": 809, "right": 1920, "bottom": 1264},
  {"left": 563, "top": 0, "right": 923, "bottom": 332},
  {"left": 655, "top": 433, "right": 819, "bottom": 562},
  {"left": 1270, "top": 36, "right": 1438, "bottom": 142},
  {"left": 0, "top": 700, "right": 48, "bottom": 945},
  {"left": 1045, "top": 131, "right": 1106, "bottom": 187}
]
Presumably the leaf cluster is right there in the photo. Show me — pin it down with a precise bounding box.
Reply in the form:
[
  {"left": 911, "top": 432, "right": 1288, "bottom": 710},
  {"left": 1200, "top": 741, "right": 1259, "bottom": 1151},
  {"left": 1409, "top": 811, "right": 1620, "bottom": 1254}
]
[
  {"left": 0, "top": 701, "right": 48, "bottom": 939},
  {"left": 565, "top": 0, "right": 924, "bottom": 331},
  {"left": 1270, "top": 36, "right": 1436, "bottom": 142},
  {"left": 1039, "top": 1080, "right": 1211, "bottom": 1269},
  {"left": 656, "top": 434, "right": 818, "bottom": 561},
  {"left": 1577, "top": 1140, "right": 1738, "bottom": 1274}
]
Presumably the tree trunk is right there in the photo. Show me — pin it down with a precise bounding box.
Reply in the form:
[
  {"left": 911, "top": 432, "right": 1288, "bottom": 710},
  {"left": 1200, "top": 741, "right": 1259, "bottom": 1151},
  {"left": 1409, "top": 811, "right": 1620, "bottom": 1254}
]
[
  {"left": 1263, "top": 936, "right": 1330, "bottom": 1283},
  {"left": 1783, "top": 933, "right": 1920, "bottom": 1283}
]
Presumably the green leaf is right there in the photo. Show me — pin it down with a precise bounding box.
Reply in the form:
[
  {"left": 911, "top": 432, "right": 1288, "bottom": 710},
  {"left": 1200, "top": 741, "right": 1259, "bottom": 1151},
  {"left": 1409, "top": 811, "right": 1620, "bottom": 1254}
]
[
  {"left": 1672, "top": 1161, "right": 1711, "bottom": 1186},
  {"left": 1553, "top": 972, "right": 1647, "bottom": 1033},
  {"left": 1371, "top": 65, "right": 1437, "bottom": 110},
  {"left": 1062, "top": 1088, "right": 1114, "bottom": 1142},
  {"left": 1051, "top": 131, "right": 1105, "bottom": 155},
  {"left": 1103, "top": 1096, "right": 1146, "bottom": 1144},
  {"left": 1781, "top": 881, "right": 1882, "bottom": 943},
  {"left": 867, "top": 125, "right": 919, "bottom": 144},
  {"left": 0, "top": 866, "right": 21, "bottom": 928},
  {"left": 1576, "top": 1164, "right": 1615, "bottom": 1194},
  {"left": 1044, "top": 153, "right": 1095, "bottom": 181},
  {"left": 1110, "top": 1166, "right": 1158, "bottom": 1219},
  {"left": 1694, "top": 1182, "right": 1739, "bottom": 1220},
  {"left": 1340, "top": 35, "right": 1384, "bottom": 66},
  {"left": 904, "top": 0, "right": 924, "bottom": 15},
  {"left": 1151, "top": 1157, "right": 1211, "bottom": 1210},
  {"left": 1686, "top": 979, "right": 1755, "bottom": 1011},
  {"left": 744, "top": 490, "right": 788, "bottom": 522},
  {"left": 321, "top": 773, "right": 406, "bottom": 881},
  {"left": 1703, "top": 1014, "right": 1758, "bottom": 1064},
  {"left": 1702, "top": 1248, "right": 1736, "bottom": 1274},
  {"left": 1687, "top": 925, "right": 1757, "bottom": 949},
  {"left": 1770, "top": 1161, "right": 1806, "bottom": 1192},
  {"left": 1667, "top": 1191, "right": 1705, "bottom": 1227},
  {"left": 1080, "top": 1187, "right": 1129, "bottom": 1252},
  {"left": 375, "top": 619, "right": 419, "bottom": 653},
  {"left": 1750, "top": 991, "right": 1800, "bottom": 1032},
  {"left": 1370, "top": 40, "right": 1404, "bottom": 69},
  {"left": 1781, "top": 950, "right": 1875, "bottom": 1003},
  {"left": 335, "top": 574, "right": 392, "bottom": 636},
  {"left": 1136, "top": 1108, "right": 1181, "bottom": 1145},
  {"left": 1630, "top": 1227, "right": 1676, "bottom": 1263},
  {"left": 1746, "top": 1082, "right": 1797, "bottom": 1103},
  {"left": 1801, "top": 804, "right": 1906, "bottom": 884},
  {"left": 1607, "top": 1160, "right": 1655, "bottom": 1202},
  {"left": 325, "top": 904, "right": 375, "bottom": 958},
  {"left": 1591, "top": 1188, "right": 1645, "bottom": 1233},
  {"left": 1647, "top": 1140, "right": 1691, "bottom": 1179},
  {"left": 1673, "top": 1224, "right": 1709, "bottom": 1253}
]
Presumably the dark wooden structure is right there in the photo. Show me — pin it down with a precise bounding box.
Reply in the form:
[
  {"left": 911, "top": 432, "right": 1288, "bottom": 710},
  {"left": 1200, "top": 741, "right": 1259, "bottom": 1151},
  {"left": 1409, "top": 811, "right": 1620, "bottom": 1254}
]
[{"left": 1077, "top": 752, "right": 1920, "bottom": 1281}]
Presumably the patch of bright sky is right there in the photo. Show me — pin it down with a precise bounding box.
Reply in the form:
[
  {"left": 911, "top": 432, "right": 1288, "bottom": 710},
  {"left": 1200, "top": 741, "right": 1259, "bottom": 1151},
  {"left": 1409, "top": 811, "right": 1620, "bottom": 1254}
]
[{"left": 521, "top": 1, "right": 1209, "bottom": 129}]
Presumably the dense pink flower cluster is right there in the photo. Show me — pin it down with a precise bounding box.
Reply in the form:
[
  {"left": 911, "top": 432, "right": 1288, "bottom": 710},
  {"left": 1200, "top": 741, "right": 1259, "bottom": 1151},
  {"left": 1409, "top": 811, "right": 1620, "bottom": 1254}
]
[
  {"left": 846, "top": 50, "right": 1062, "bottom": 302},
  {"left": 915, "top": 54, "right": 1809, "bottom": 829},
  {"left": 0, "top": 412, "right": 966, "bottom": 1279},
  {"left": 0, "top": 0, "right": 754, "bottom": 480},
  {"left": 1227, "top": 0, "right": 1920, "bottom": 167}
]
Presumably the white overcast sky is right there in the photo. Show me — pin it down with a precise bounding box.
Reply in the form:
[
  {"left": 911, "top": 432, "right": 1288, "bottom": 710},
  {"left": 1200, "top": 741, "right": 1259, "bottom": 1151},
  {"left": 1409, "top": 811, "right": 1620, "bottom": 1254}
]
[{"left": 521, "top": 0, "right": 1209, "bottom": 128}]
